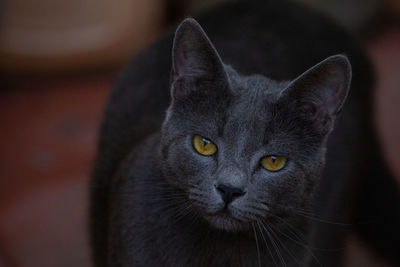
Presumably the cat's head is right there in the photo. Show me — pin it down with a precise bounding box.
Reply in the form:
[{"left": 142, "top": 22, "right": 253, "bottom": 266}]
[{"left": 160, "top": 18, "right": 351, "bottom": 231}]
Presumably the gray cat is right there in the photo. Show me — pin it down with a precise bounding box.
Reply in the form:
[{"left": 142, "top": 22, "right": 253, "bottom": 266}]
[{"left": 90, "top": 1, "right": 400, "bottom": 266}]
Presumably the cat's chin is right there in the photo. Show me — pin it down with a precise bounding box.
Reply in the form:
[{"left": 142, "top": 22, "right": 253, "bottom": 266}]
[{"left": 204, "top": 211, "right": 248, "bottom": 232}]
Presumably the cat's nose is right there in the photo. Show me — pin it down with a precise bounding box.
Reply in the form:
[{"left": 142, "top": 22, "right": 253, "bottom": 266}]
[{"left": 216, "top": 183, "right": 246, "bottom": 204}]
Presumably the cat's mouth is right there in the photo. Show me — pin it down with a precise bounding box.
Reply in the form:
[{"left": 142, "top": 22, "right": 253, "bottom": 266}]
[{"left": 204, "top": 208, "right": 247, "bottom": 231}]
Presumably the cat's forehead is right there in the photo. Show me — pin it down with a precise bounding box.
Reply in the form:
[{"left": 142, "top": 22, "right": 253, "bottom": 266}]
[
  {"left": 214, "top": 70, "right": 291, "bottom": 149},
  {"left": 226, "top": 68, "right": 289, "bottom": 120}
]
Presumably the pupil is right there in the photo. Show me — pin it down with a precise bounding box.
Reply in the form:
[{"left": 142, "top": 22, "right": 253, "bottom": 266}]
[
  {"left": 271, "top": 156, "right": 277, "bottom": 163},
  {"left": 202, "top": 139, "right": 209, "bottom": 147}
]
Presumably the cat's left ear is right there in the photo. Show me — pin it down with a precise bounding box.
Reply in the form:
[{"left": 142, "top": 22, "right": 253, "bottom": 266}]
[
  {"left": 171, "top": 18, "right": 230, "bottom": 99},
  {"left": 279, "top": 55, "right": 352, "bottom": 135}
]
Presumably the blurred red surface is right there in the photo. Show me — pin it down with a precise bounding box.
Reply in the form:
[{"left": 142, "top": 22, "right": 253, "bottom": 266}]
[
  {"left": 0, "top": 73, "right": 114, "bottom": 267},
  {"left": 369, "top": 28, "right": 400, "bottom": 178},
  {"left": 0, "top": 76, "right": 113, "bottom": 207}
]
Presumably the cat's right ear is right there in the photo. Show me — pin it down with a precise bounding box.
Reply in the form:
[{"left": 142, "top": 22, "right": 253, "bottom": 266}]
[
  {"left": 171, "top": 18, "right": 230, "bottom": 99},
  {"left": 279, "top": 55, "right": 352, "bottom": 136}
]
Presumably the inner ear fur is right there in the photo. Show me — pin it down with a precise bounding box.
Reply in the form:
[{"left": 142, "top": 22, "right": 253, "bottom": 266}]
[{"left": 279, "top": 55, "right": 352, "bottom": 135}]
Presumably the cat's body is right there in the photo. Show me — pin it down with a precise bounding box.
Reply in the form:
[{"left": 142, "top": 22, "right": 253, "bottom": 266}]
[{"left": 91, "top": 1, "right": 399, "bottom": 266}]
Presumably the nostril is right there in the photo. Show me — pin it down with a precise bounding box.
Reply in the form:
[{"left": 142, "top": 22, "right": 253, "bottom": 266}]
[
  {"left": 215, "top": 184, "right": 226, "bottom": 194},
  {"left": 216, "top": 183, "right": 246, "bottom": 204},
  {"left": 232, "top": 190, "right": 245, "bottom": 198}
]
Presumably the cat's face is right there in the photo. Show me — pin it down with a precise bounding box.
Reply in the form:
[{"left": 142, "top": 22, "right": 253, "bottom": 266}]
[{"left": 160, "top": 19, "right": 351, "bottom": 231}]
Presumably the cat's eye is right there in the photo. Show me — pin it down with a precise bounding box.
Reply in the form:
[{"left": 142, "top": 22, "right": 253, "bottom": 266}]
[
  {"left": 260, "top": 155, "right": 287, "bottom": 171},
  {"left": 193, "top": 135, "right": 217, "bottom": 156}
]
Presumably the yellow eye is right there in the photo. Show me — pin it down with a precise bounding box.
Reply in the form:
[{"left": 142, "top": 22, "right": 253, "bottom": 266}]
[
  {"left": 260, "top": 155, "right": 287, "bottom": 171},
  {"left": 193, "top": 135, "right": 217, "bottom": 156}
]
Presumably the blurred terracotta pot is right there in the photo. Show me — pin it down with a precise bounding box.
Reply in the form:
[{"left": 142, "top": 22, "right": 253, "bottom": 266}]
[{"left": 0, "top": 0, "right": 165, "bottom": 73}]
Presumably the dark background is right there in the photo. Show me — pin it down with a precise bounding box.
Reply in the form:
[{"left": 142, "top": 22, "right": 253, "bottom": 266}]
[{"left": 1, "top": 0, "right": 399, "bottom": 266}]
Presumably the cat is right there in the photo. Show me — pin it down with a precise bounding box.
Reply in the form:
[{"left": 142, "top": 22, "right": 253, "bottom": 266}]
[{"left": 90, "top": 0, "right": 400, "bottom": 266}]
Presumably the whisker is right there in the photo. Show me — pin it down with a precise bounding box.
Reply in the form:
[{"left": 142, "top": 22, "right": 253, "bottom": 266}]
[
  {"left": 259, "top": 220, "right": 286, "bottom": 267},
  {"left": 252, "top": 222, "right": 262, "bottom": 267},
  {"left": 264, "top": 220, "right": 300, "bottom": 266},
  {"left": 255, "top": 220, "right": 277, "bottom": 266},
  {"left": 264, "top": 217, "right": 323, "bottom": 267},
  {"left": 146, "top": 196, "right": 187, "bottom": 202},
  {"left": 243, "top": 205, "right": 268, "bottom": 217},
  {"left": 174, "top": 203, "right": 195, "bottom": 224},
  {"left": 290, "top": 211, "right": 353, "bottom": 226},
  {"left": 266, "top": 213, "right": 308, "bottom": 242},
  {"left": 262, "top": 201, "right": 353, "bottom": 226}
]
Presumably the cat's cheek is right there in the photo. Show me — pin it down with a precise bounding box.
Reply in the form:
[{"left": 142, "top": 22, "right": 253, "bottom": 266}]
[
  {"left": 162, "top": 143, "right": 218, "bottom": 191},
  {"left": 249, "top": 170, "right": 301, "bottom": 205},
  {"left": 160, "top": 146, "right": 192, "bottom": 187},
  {"left": 190, "top": 181, "right": 225, "bottom": 213},
  {"left": 254, "top": 167, "right": 291, "bottom": 186}
]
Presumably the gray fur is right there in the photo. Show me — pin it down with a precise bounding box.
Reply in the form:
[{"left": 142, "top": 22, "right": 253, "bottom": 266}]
[
  {"left": 108, "top": 19, "right": 350, "bottom": 266},
  {"left": 91, "top": 1, "right": 400, "bottom": 266}
]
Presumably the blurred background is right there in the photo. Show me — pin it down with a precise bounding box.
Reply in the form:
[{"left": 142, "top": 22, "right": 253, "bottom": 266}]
[{"left": 0, "top": 0, "right": 399, "bottom": 266}]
